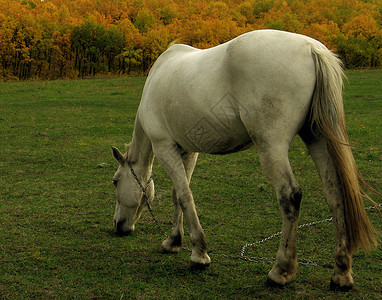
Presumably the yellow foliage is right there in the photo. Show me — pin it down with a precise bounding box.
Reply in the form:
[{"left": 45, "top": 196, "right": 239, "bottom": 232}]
[{"left": 0, "top": 0, "right": 381, "bottom": 80}]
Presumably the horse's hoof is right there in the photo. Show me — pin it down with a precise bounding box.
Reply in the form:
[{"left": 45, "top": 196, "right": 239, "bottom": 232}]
[
  {"left": 160, "top": 238, "right": 183, "bottom": 253},
  {"left": 330, "top": 279, "right": 353, "bottom": 292},
  {"left": 159, "top": 245, "right": 181, "bottom": 254},
  {"left": 265, "top": 277, "right": 286, "bottom": 289},
  {"left": 190, "top": 261, "right": 210, "bottom": 270}
]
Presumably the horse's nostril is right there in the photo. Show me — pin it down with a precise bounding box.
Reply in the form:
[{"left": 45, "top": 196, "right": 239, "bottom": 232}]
[{"left": 115, "top": 220, "right": 132, "bottom": 236}]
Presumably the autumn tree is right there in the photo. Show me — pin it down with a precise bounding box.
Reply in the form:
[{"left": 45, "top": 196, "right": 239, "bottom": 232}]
[
  {"left": 1, "top": 0, "right": 382, "bottom": 80},
  {"left": 72, "top": 21, "right": 124, "bottom": 77}
]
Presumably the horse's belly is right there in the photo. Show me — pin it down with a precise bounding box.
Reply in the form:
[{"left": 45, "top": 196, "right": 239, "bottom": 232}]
[
  {"left": 176, "top": 116, "right": 252, "bottom": 154},
  {"left": 162, "top": 88, "right": 253, "bottom": 154}
]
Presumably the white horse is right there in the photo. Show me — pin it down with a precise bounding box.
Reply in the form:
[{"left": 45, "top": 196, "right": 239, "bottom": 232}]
[{"left": 111, "top": 29, "right": 378, "bottom": 290}]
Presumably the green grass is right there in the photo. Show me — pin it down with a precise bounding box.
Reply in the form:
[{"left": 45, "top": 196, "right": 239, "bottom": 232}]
[{"left": 1, "top": 70, "right": 381, "bottom": 299}]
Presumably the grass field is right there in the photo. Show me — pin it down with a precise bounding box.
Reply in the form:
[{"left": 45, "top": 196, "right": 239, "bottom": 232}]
[{"left": 1, "top": 70, "right": 381, "bottom": 299}]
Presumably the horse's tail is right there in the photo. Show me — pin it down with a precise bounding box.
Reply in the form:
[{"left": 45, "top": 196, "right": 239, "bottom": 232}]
[{"left": 310, "top": 44, "right": 379, "bottom": 254}]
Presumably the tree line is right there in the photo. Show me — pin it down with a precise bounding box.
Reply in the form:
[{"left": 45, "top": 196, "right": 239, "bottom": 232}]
[{"left": 1, "top": 0, "right": 381, "bottom": 81}]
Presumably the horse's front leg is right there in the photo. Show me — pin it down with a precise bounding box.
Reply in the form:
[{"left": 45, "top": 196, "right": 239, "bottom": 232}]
[
  {"left": 161, "top": 153, "right": 198, "bottom": 253},
  {"left": 178, "top": 186, "right": 211, "bottom": 269},
  {"left": 160, "top": 188, "right": 184, "bottom": 253},
  {"left": 154, "top": 144, "right": 210, "bottom": 267}
]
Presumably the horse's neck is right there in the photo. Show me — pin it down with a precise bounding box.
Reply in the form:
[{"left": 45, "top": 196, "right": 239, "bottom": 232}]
[{"left": 128, "top": 117, "right": 154, "bottom": 179}]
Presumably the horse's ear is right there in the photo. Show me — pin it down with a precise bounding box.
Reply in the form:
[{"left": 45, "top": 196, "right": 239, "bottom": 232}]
[{"left": 111, "top": 146, "right": 125, "bottom": 165}]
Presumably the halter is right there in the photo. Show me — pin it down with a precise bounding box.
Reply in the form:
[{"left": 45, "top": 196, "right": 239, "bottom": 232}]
[
  {"left": 127, "top": 161, "right": 169, "bottom": 237},
  {"left": 126, "top": 161, "right": 153, "bottom": 197}
]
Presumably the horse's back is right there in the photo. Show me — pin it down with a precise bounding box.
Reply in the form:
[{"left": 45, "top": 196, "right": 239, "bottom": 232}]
[
  {"left": 225, "top": 30, "right": 319, "bottom": 93},
  {"left": 139, "top": 30, "right": 320, "bottom": 153},
  {"left": 144, "top": 29, "right": 319, "bottom": 108}
]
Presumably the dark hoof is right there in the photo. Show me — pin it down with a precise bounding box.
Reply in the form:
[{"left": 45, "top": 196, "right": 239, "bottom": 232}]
[
  {"left": 265, "top": 277, "right": 285, "bottom": 289},
  {"left": 190, "top": 261, "right": 210, "bottom": 271},
  {"left": 159, "top": 245, "right": 182, "bottom": 254},
  {"left": 159, "top": 248, "right": 179, "bottom": 254},
  {"left": 330, "top": 279, "right": 353, "bottom": 292},
  {"left": 159, "top": 248, "right": 170, "bottom": 254}
]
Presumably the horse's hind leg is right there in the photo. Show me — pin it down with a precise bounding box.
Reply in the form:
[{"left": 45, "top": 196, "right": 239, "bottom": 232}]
[
  {"left": 160, "top": 152, "right": 198, "bottom": 253},
  {"left": 300, "top": 133, "right": 354, "bottom": 290},
  {"left": 257, "top": 144, "right": 302, "bottom": 286}
]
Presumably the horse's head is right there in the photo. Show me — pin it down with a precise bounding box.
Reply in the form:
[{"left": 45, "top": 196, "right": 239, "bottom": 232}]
[{"left": 111, "top": 146, "right": 154, "bottom": 236}]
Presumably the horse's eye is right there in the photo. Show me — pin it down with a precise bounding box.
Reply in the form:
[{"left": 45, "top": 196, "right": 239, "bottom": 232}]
[{"left": 112, "top": 179, "right": 118, "bottom": 187}]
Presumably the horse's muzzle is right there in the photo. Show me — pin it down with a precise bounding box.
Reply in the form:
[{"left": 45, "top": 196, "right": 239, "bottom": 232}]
[{"left": 115, "top": 220, "right": 133, "bottom": 236}]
